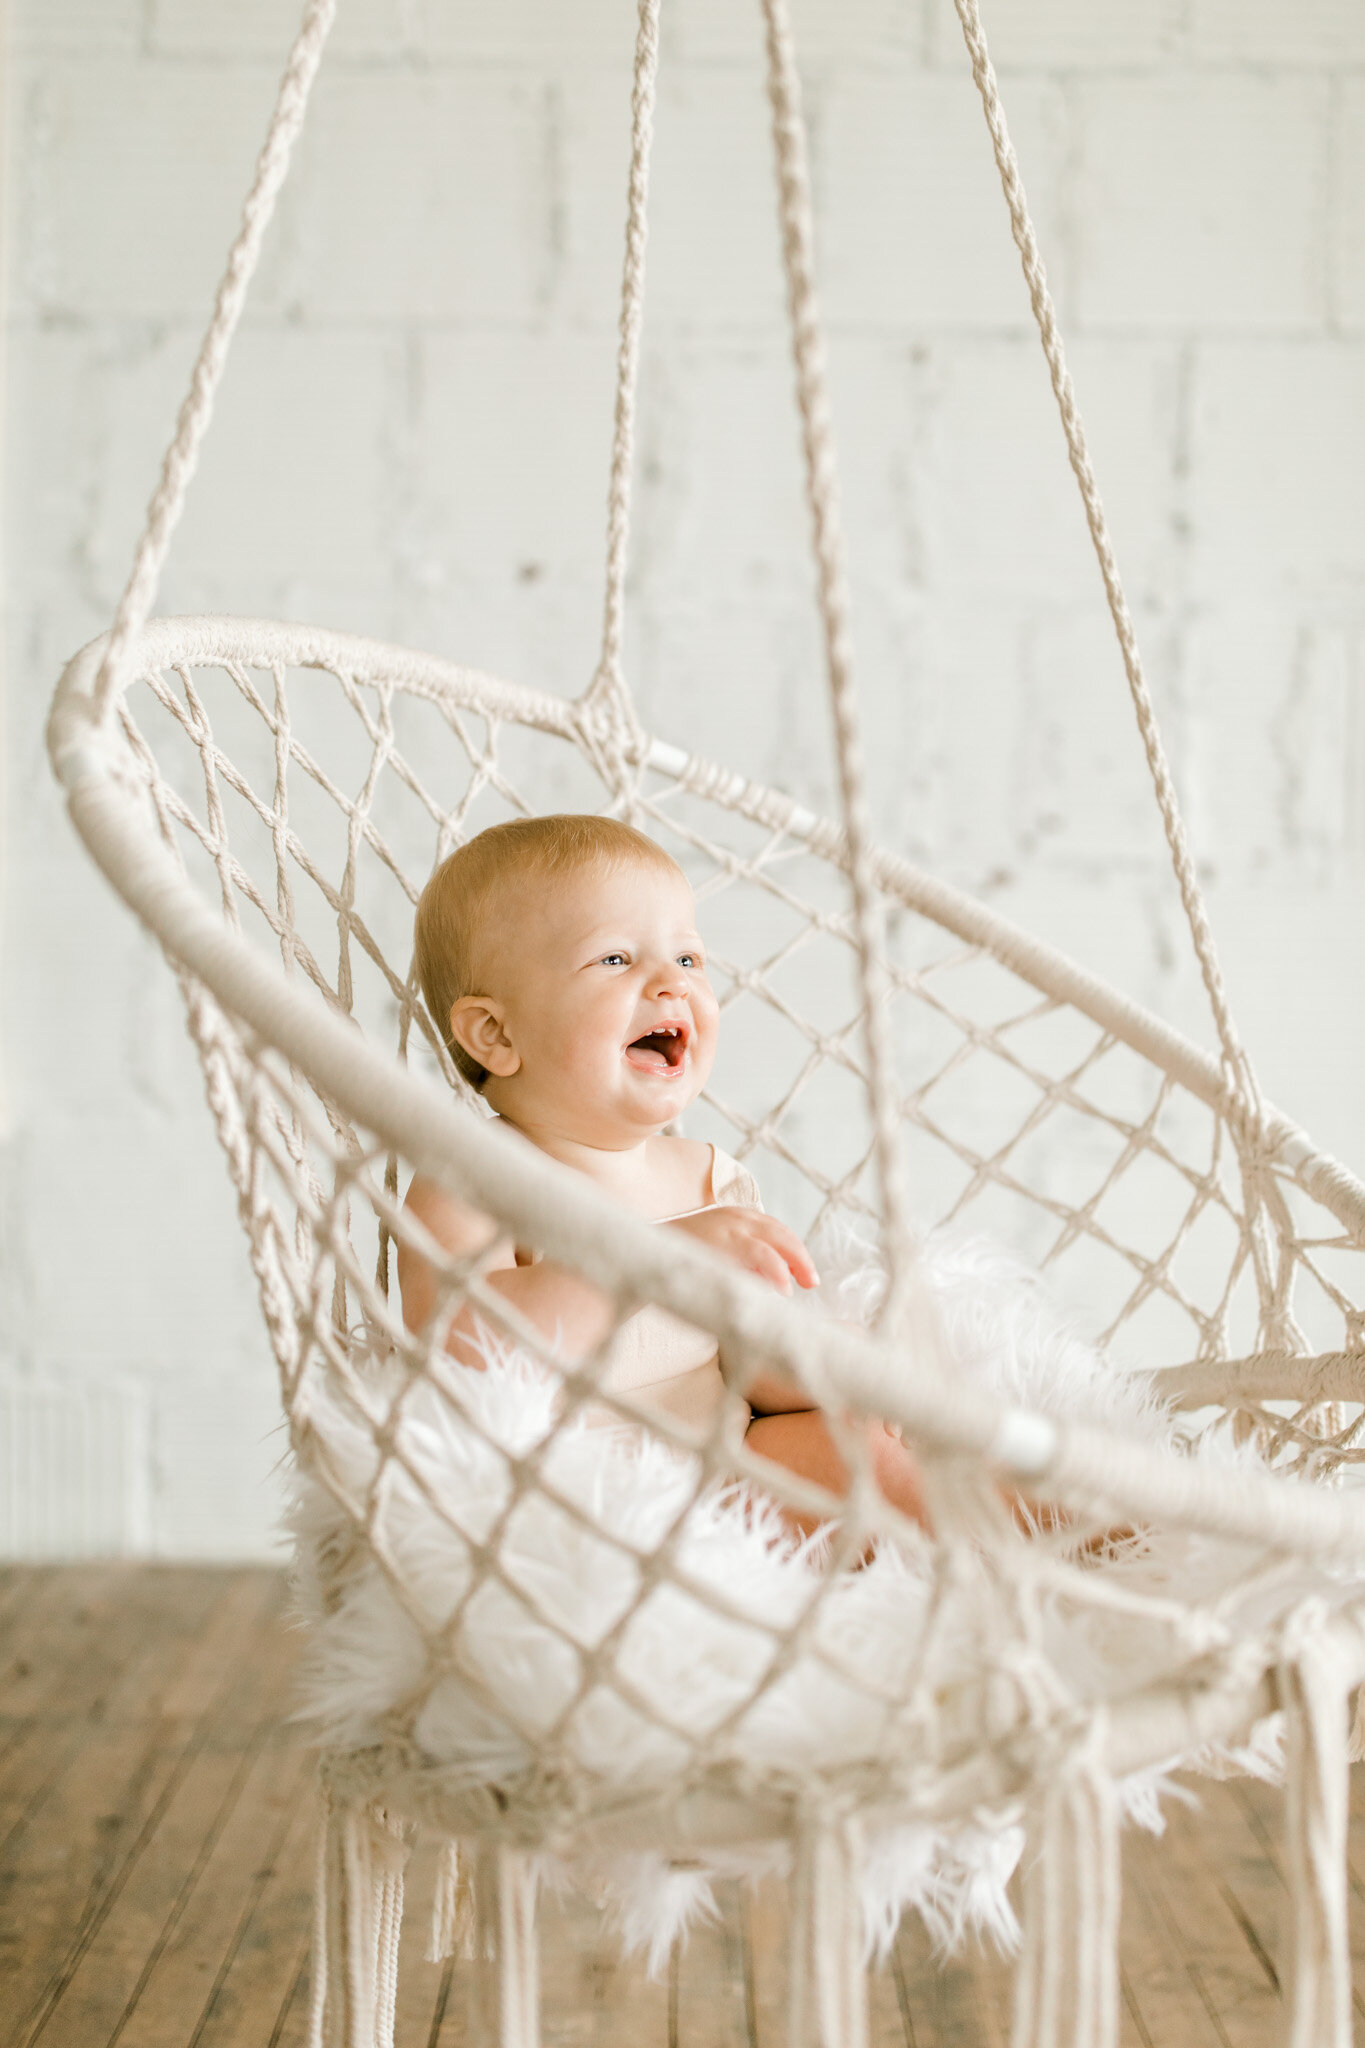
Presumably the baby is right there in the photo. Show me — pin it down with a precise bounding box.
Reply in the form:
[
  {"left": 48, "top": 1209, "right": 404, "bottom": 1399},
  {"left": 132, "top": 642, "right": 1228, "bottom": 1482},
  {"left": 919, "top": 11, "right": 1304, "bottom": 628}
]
[{"left": 399, "top": 812, "right": 932, "bottom": 1533}]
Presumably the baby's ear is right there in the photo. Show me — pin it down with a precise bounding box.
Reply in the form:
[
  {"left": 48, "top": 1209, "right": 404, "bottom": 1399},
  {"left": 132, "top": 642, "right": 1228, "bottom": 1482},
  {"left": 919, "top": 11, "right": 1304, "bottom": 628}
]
[{"left": 450, "top": 996, "right": 520, "bottom": 1079}]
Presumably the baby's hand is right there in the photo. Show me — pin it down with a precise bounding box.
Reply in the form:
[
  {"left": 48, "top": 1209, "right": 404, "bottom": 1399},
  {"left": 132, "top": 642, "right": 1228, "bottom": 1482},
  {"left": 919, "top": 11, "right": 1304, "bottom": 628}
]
[{"left": 665, "top": 1206, "right": 818, "bottom": 1295}]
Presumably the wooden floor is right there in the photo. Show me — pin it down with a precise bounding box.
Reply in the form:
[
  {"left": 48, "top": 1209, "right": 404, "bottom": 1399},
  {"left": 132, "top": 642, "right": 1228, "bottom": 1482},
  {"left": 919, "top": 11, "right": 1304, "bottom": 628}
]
[{"left": 1, "top": 1567, "right": 1362, "bottom": 2048}]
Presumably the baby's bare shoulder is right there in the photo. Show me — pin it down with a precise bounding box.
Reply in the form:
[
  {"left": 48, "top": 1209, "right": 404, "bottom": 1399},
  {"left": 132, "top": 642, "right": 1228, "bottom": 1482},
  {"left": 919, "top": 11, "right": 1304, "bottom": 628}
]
[
  {"left": 646, "top": 1133, "right": 716, "bottom": 1211},
  {"left": 398, "top": 1174, "right": 516, "bottom": 1336},
  {"left": 402, "top": 1173, "right": 512, "bottom": 1264}
]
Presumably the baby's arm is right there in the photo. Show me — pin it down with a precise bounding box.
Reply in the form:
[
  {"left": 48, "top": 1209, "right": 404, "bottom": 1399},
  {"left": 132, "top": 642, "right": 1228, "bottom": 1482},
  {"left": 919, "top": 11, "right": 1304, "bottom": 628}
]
[
  {"left": 665, "top": 1207, "right": 931, "bottom": 1528},
  {"left": 400, "top": 1174, "right": 615, "bottom": 1364},
  {"left": 664, "top": 1207, "right": 821, "bottom": 1414},
  {"left": 667, "top": 1209, "right": 1133, "bottom": 1549}
]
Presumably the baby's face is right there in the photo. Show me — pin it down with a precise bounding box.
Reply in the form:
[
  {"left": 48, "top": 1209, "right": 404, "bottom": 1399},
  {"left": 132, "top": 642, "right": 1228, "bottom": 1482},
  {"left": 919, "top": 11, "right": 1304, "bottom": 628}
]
[{"left": 469, "top": 859, "right": 720, "bottom": 1145}]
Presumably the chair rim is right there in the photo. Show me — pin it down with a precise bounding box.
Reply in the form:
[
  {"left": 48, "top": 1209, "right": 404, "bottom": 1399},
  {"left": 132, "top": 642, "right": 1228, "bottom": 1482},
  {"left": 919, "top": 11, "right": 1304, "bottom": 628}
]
[
  {"left": 49, "top": 612, "right": 1365, "bottom": 1252},
  {"left": 47, "top": 614, "right": 1365, "bottom": 1507},
  {"left": 311, "top": 1615, "right": 1303, "bottom": 1848},
  {"left": 43, "top": 608, "right": 1365, "bottom": 1836}
]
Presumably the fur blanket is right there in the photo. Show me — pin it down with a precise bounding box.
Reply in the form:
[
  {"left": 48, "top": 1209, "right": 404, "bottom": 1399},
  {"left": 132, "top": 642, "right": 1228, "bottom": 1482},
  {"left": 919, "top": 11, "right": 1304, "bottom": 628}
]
[{"left": 289, "top": 1228, "right": 1329, "bottom": 1970}]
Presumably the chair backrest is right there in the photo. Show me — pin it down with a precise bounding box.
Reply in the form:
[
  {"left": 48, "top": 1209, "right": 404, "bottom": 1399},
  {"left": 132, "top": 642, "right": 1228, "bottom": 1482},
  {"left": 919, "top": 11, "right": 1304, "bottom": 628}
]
[
  {"left": 49, "top": 614, "right": 1365, "bottom": 1909},
  {"left": 50, "top": 614, "right": 1359, "bottom": 1502}
]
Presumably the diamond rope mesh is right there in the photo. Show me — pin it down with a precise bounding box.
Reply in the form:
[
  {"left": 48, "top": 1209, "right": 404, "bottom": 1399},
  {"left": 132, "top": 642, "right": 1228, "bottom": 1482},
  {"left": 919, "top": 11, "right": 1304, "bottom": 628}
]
[
  {"left": 47, "top": 625, "right": 1365, "bottom": 2031},
  {"left": 42, "top": 0, "right": 1365, "bottom": 2029},
  {"left": 111, "top": 637, "right": 1365, "bottom": 1478}
]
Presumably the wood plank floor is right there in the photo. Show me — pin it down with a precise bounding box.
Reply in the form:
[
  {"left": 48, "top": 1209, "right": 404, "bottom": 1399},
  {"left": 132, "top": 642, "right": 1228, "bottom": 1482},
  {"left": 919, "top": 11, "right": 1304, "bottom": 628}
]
[{"left": 0, "top": 1565, "right": 1359, "bottom": 2046}]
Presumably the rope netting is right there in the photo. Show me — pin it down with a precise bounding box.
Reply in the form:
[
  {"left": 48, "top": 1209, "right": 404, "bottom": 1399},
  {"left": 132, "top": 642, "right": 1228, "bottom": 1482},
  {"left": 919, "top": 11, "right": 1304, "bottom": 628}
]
[
  {"left": 52, "top": 615, "right": 1365, "bottom": 2047},
  {"left": 44, "top": 0, "right": 1365, "bottom": 2034},
  {"left": 104, "top": 630, "right": 1365, "bottom": 1463},
  {"left": 87, "top": 609, "right": 1365, "bottom": 1616}
]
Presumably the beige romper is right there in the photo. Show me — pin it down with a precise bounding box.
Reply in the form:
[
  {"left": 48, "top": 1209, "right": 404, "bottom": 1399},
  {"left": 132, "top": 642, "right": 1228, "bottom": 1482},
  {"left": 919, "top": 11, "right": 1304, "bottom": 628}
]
[{"left": 597, "top": 1143, "right": 764, "bottom": 1430}]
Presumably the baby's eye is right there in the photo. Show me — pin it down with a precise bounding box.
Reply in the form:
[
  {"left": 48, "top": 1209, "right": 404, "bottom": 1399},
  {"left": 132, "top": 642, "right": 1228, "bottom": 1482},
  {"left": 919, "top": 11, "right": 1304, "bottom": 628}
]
[
  {"left": 678, "top": 953, "right": 702, "bottom": 970},
  {"left": 599, "top": 951, "right": 629, "bottom": 968}
]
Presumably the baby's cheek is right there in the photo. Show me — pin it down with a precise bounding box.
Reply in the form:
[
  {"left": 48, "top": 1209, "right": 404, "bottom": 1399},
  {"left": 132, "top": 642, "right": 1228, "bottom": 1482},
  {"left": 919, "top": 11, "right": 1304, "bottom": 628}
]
[{"left": 691, "top": 1016, "right": 721, "bottom": 1085}]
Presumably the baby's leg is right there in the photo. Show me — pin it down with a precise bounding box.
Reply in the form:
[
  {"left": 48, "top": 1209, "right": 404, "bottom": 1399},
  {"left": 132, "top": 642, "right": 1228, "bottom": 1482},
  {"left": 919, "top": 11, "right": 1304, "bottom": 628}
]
[
  {"left": 743, "top": 1409, "right": 931, "bottom": 1536},
  {"left": 744, "top": 1409, "right": 1137, "bottom": 1555}
]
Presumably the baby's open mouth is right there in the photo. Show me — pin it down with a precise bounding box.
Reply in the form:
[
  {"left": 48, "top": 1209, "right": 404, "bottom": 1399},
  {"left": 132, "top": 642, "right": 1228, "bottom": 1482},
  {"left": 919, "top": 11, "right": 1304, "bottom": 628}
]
[{"left": 624, "top": 1024, "right": 690, "bottom": 1076}]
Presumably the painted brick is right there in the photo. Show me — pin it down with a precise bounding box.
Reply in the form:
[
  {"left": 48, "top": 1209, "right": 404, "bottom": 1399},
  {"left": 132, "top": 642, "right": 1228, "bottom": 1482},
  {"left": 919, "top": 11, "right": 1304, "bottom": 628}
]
[
  {"left": 906, "top": 600, "right": 1033, "bottom": 881},
  {"left": 1186, "top": 609, "right": 1361, "bottom": 877},
  {"left": 672, "top": 0, "right": 920, "bottom": 62},
  {"left": 629, "top": 589, "right": 828, "bottom": 801},
  {"left": 1187, "top": 342, "right": 1365, "bottom": 600},
  {"left": 169, "top": 330, "right": 405, "bottom": 589},
  {"left": 835, "top": 588, "right": 937, "bottom": 846},
  {"left": 13, "top": 57, "right": 295, "bottom": 322},
  {"left": 423, "top": 0, "right": 640, "bottom": 64},
  {"left": 1335, "top": 79, "right": 1365, "bottom": 333},
  {"left": 556, "top": 66, "right": 650, "bottom": 330},
  {"left": 7, "top": 319, "right": 403, "bottom": 642},
  {"left": 559, "top": 60, "right": 794, "bottom": 333},
  {"left": 1075, "top": 76, "right": 1328, "bottom": 332},
  {"left": 1187, "top": 0, "right": 1365, "bottom": 64},
  {"left": 150, "top": 1374, "right": 286, "bottom": 1559},
  {"left": 2, "top": 811, "right": 209, "bottom": 1127},
  {"left": 0, "top": 1380, "right": 150, "bottom": 1556},
  {"left": 150, "top": 0, "right": 412, "bottom": 61},
  {"left": 825, "top": 337, "right": 926, "bottom": 599},
  {"left": 153, "top": 0, "right": 922, "bottom": 66},
  {"left": 413, "top": 333, "right": 620, "bottom": 587},
  {"left": 630, "top": 342, "right": 814, "bottom": 600},
  {"left": 404, "top": 330, "right": 622, "bottom": 689},
  {"left": 1209, "top": 878, "right": 1365, "bottom": 1158},
  {"left": 642, "top": 66, "right": 792, "bottom": 329},
  {"left": 287, "top": 69, "right": 548, "bottom": 325},
  {"left": 10, "top": 0, "right": 144, "bottom": 54},
  {"left": 5, "top": 327, "right": 209, "bottom": 609},
  {"left": 15, "top": 1107, "right": 262, "bottom": 1364},
  {"left": 8, "top": 0, "right": 1365, "bottom": 1561},
  {"left": 1003, "top": 606, "right": 1182, "bottom": 875},
  {"left": 909, "top": 598, "right": 1184, "bottom": 891},
  {"left": 902, "top": 336, "right": 1177, "bottom": 603},
  {"left": 926, "top": 0, "right": 1181, "bottom": 70},
  {"left": 820, "top": 75, "right": 1066, "bottom": 328}
]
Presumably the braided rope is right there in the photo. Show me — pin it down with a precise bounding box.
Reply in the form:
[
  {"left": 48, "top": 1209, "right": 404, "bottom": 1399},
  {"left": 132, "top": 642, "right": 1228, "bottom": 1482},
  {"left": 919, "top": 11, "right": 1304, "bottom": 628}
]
[
  {"left": 577, "top": 0, "right": 662, "bottom": 797},
  {"left": 951, "top": 0, "right": 1260, "bottom": 1136},
  {"left": 53, "top": 626, "right": 1365, "bottom": 2043},
  {"left": 91, "top": 0, "right": 337, "bottom": 722},
  {"left": 759, "top": 0, "right": 916, "bottom": 1334},
  {"left": 50, "top": 5, "right": 1365, "bottom": 2022}
]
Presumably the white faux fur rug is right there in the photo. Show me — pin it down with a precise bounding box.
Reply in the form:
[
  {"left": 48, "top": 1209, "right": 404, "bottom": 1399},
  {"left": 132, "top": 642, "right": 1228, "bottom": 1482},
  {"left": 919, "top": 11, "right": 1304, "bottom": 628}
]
[{"left": 289, "top": 1228, "right": 1333, "bottom": 1970}]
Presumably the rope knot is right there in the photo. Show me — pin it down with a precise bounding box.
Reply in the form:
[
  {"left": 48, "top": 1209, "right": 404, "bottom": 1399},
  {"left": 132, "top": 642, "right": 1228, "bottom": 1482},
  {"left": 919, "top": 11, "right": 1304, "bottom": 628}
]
[{"left": 573, "top": 666, "right": 647, "bottom": 813}]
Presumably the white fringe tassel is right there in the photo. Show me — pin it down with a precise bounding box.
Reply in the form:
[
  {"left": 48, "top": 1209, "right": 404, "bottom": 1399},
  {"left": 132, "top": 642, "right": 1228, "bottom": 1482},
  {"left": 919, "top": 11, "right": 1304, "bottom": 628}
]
[
  {"left": 1012, "top": 1723, "right": 1120, "bottom": 2048},
  {"left": 460, "top": 1843, "right": 540, "bottom": 2048},
  {"left": 789, "top": 1813, "right": 869, "bottom": 2048},
  {"left": 308, "top": 1787, "right": 411, "bottom": 2048},
  {"left": 1281, "top": 1608, "right": 1354, "bottom": 2048},
  {"left": 425, "top": 1835, "right": 540, "bottom": 2043},
  {"left": 428, "top": 1837, "right": 479, "bottom": 1962},
  {"left": 1346, "top": 1682, "right": 1365, "bottom": 1765},
  {"left": 496, "top": 1847, "right": 541, "bottom": 2048}
]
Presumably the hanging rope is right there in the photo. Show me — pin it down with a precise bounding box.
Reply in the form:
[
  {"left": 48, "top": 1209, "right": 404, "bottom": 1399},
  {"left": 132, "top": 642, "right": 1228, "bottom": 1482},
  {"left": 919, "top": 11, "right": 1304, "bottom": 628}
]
[
  {"left": 1281, "top": 1607, "right": 1355, "bottom": 2048},
  {"left": 576, "top": 0, "right": 662, "bottom": 801},
  {"left": 759, "top": 0, "right": 918, "bottom": 1336},
  {"left": 950, "top": 0, "right": 1261, "bottom": 1137},
  {"left": 789, "top": 1811, "right": 870, "bottom": 2048},
  {"left": 91, "top": 0, "right": 338, "bottom": 724},
  {"left": 1013, "top": 1721, "right": 1121, "bottom": 2048}
]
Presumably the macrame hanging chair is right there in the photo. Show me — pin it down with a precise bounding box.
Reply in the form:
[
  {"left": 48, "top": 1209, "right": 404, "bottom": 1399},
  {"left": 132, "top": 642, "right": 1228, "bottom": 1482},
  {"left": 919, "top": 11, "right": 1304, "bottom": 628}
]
[{"left": 46, "top": 1, "right": 1365, "bottom": 2044}]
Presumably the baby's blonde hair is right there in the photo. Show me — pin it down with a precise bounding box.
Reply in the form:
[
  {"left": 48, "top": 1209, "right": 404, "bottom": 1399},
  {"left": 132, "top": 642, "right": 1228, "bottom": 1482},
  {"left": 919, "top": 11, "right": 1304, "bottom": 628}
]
[{"left": 415, "top": 814, "right": 685, "bottom": 1090}]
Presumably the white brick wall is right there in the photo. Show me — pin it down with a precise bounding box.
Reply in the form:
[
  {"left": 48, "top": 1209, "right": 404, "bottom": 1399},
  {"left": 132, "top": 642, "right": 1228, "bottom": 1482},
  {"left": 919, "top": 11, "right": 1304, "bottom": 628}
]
[
  {"left": 3, "top": 0, "right": 1364, "bottom": 1557},
  {"left": 1074, "top": 76, "right": 1329, "bottom": 332}
]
